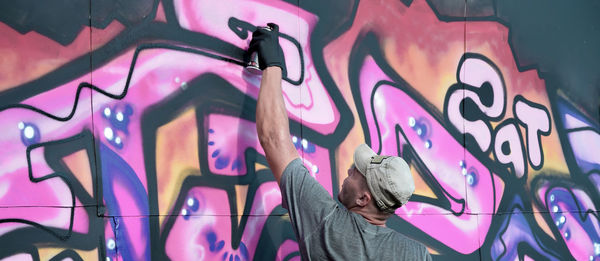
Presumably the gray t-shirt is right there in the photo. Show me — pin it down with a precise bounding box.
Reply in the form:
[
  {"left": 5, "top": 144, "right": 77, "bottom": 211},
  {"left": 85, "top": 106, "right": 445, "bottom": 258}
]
[{"left": 281, "top": 158, "right": 432, "bottom": 261}]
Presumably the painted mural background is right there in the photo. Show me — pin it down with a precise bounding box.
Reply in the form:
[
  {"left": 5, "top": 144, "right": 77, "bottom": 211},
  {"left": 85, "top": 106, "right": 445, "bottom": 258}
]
[{"left": 1, "top": 0, "right": 599, "bottom": 260}]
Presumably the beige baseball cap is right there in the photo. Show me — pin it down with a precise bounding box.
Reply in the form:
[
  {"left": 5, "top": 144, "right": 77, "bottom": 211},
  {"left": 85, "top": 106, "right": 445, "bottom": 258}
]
[{"left": 353, "top": 144, "right": 415, "bottom": 213}]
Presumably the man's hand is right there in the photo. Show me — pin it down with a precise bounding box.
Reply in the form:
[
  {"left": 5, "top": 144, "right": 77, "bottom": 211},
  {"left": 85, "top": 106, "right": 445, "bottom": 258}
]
[
  {"left": 248, "top": 23, "right": 286, "bottom": 70},
  {"left": 252, "top": 23, "right": 298, "bottom": 185}
]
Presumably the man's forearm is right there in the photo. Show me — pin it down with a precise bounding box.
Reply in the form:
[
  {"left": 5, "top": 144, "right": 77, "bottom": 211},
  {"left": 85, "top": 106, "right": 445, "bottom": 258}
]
[
  {"left": 256, "top": 67, "right": 298, "bottom": 183},
  {"left": 257, "top": 67, "right": 287, "bottom": 135}
]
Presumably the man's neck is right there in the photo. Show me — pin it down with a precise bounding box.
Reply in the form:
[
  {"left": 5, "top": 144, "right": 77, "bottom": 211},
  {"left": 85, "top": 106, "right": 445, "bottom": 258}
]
[{"left": 350, "top": 208, "right": 388, "bottom": 227}]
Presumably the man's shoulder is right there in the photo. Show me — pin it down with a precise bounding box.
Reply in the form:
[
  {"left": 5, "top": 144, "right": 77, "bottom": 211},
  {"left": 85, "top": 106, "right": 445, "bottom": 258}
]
[
  {"left": 280, "top": 158, "right": 308, "bottom": 189},
  {"left": 281, "top": 158, "right": 307, "bottom": 178}
]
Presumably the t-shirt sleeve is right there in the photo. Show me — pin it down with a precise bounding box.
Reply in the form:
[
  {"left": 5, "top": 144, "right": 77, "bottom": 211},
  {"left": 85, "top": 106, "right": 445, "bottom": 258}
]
[
  {"left": 280, "top": 158, "right": 338, "bottom": 239},
  {"left": 417, "top": 241, "right": 432, "bottom": 261}
]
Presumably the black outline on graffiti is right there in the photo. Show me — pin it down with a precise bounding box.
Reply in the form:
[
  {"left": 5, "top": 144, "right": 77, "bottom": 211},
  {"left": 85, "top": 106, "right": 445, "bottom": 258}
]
[
  {"left": 547, "top": 92, "right": 600, "bottom": 213},
  {"left": 426, "top": 10, "right": 600, "bottom": 259},
  {"left": 532, "top": 176, "right": 600, "bottom": 260},
  {"left": 490, "top": 119, "right": 529, "bottom": 180},
  {"left": 0, "top": 130, "right": 103, "bottom": 259},
  {"left": 0, "top": 40, "right": 305, "bottom": 122},
  {"left": 4, "top": 0, "right": 598, "bottom": 259},
  {"left": 347, "top": 31, "right": 500, "bottom": 256},
  {"left": 368, "top": 80, "right": 467, "bottom": 216},
  {"left": 227, "top": 17, "right": 305, "bottom": 85},
  {"left": 513, "top": 95, "right": 552, "bottom": 171},
  {"left": 479, "top": 197, "right": 564, "bottom": 260},
  {"left": 139, "top": 73, "right": 350, "bottom": 259},
  {"left": 0, "top": 0, "right": 360, "bottom": 256},
  {"left": 443, "top": 53, "right": 508, "bottom": 156},
  {"left": 48, "top": 249, "right": 84, "bottom": 261}
]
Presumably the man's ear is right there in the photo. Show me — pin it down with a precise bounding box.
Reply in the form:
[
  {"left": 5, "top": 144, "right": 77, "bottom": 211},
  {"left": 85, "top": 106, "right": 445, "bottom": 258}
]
[{"left": 356, "top": 191, "right": 372, "bottom": 207}]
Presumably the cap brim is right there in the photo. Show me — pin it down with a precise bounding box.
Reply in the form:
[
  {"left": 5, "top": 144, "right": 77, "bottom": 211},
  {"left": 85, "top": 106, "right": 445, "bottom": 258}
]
[{"left": 353, "top": 144, "right": 377, "bottom": 176}]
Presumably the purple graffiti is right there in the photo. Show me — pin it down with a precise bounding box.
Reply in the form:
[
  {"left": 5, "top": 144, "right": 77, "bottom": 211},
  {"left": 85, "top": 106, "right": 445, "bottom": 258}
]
[
  {"left": 206, "top": 113, "right": 333, "bottom": 195},
  {"left": 165, "top": 181, "right": 282, "bottom": 260},
  {"left": 356, "top": 55, "right": 504, "bottom": 253},
  {"left": 173, "top": 0, "right": 341, "bottom": 135},
  {"left": 0, "top": 0, "right": 598, "bottom": 260},
  {"left": 537, "top": 183, "right": 600, "bottom": 260}
]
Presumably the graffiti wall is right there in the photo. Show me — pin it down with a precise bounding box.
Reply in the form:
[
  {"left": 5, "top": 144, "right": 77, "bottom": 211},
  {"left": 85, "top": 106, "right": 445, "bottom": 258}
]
[{"left": 1, "top": 0, "right": 599, "bottom": 260}]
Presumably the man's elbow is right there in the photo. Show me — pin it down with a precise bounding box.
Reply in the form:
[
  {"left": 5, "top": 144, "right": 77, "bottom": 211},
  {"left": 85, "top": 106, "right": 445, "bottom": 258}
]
[{"left": 258, "top": 130, "right": 289, "bottom": 151}]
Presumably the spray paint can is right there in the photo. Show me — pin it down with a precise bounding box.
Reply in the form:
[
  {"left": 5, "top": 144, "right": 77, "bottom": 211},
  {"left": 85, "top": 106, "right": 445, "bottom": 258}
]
[{"left": 246, "top": 26, "right": 272, "bottom": 74}]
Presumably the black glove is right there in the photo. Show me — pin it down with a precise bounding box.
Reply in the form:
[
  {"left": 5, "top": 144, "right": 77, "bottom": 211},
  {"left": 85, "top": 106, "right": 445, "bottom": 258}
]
[{"left": 248, "top": 23, "right": 285, "bottom": 70}]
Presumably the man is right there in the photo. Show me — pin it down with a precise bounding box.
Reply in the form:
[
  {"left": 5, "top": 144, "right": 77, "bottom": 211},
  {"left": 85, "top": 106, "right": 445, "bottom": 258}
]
[{"left": 251, "top": 23, "right": 431, "bottom": 260}]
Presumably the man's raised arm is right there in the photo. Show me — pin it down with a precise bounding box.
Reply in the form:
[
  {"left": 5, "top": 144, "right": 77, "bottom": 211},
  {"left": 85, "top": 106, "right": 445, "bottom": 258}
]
[{"left": 250, "top": 23, "right": 299, "bottom": 185}]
